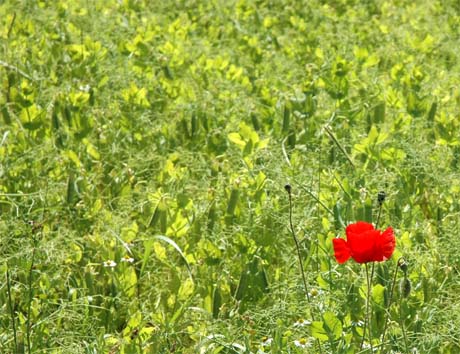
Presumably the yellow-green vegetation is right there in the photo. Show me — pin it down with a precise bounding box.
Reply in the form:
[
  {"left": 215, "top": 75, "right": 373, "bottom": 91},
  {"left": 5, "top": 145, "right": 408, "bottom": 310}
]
[{"left": 1, "top": 0, "right": 460, "bottom": 353}]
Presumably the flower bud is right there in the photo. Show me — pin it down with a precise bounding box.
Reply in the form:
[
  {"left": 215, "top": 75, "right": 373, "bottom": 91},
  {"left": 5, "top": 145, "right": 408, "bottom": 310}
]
[
  {"left": 398, "top": 258, "right": 408, "bottom": 274},
  {"left": 400, "top": 277, "right": 411, "bottom": 298}
]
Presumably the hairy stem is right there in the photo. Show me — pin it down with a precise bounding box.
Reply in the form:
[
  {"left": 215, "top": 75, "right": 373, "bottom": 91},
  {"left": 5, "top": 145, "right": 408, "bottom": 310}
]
[
  {"left": 6, "top": 264, "right": 18, "bottom": 352},
  {"left": 400, "top": 295, "right": 409, "bottom": 353},
  {"left": 380, "top": 257, "right": 404, "bottom": 351},
  {"left": 360, "top": 263, "right": 374, "bottom": 352}
]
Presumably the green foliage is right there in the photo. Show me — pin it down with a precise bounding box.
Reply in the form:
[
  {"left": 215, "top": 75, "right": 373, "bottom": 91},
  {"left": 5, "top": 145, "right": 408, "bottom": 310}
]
[{"left": 1, "top": 0, "right": 460, "bottom": 352}]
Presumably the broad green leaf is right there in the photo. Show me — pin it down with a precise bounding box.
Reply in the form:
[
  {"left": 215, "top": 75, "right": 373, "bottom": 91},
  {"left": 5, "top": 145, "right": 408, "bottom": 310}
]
[
  {"left": 228, "top": 132, "right": 245, "bottom": 147},
  {"left": 372, "top": 283, "right": 386, "bottom": 306},
  {"left": 121, "top": 222, "right": 138, "bottom": 243},
  {"left": 257, "top": 138, "right": 269, "bottom": 150},
  {"left": 153, "top": 241, "right": 167, "bottom": 261},
  {"left": 364, "top": 54, "right": 380, "bottom": 68},
  {"left": 167, "top": 213, "right": 189, "bottom": 238},
  {"left": 323, "top": 311, "right": 342, "bottom": 340},
  {"left": 119, "top": 266, "right": 137, "bottom": 297},
  {"left": 64, "top": 150, "right": 82, "bottom": 168},
  {"left": 178, "top": 277, "right": 195, "bottom": 300},
  {"left": 311, "top": 321, "right": 328, "bottom": 341},
  {"left": 83, "top": 139, "right": 100, "bottom": 160},
  {"left": 153, "top": 235, "right": 193, "bottom": 281}
]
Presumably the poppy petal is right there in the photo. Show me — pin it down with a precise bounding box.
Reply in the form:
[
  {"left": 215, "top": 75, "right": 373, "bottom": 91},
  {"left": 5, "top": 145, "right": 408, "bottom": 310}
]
[
  {"left": 379, "top": 227, "right": 396, "bottom": 260},
  {"left": 346, "top": 227, "right": 379, "bottom": 263},
  {"left": 345, "top": 221, "right": 374, "bottom": 237},
  {"left": 333, "top": 238, "right": 351, "bottom": 264}
]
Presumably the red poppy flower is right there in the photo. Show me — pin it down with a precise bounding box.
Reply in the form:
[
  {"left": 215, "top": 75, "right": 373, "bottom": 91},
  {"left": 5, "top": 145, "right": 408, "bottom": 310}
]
[{"left": 333, "top": 221, "right": 395, "bottom": 264}]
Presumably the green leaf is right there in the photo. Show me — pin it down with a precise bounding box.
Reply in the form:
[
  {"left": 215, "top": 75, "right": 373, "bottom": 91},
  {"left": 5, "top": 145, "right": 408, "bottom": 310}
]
[
  {"left": 65, "top": 150, "right": 82, "bottom": 168},
  {"left": 311, "top": 321, "right": 328, "bottom": 341},
  {"left": 323, "top": 311, "right": 343, "bottom": 340},
  {"left": 153, "top": 235, "right": 193, "bottom": 281},
  {"left": 374, "top": 101, "right": 385, "bottom": 123},
  {"left": 178, "top": 277, "right": 195, "bottom": 300},
  {"left": 121, "top": 222, "right": 138, "bottom": 243},
  {"left": 228, "top": 132, "right": 245, "bottom": 147},
  {"left": 212, "top": 286, "right": 222, "bottom": 319},
  {"left": 372, "top": 283, "right": 386, "bottom": 306},
  {"left": 84, "top": 139, "right": 100, "bottom": 160},
  {"left": 66, "top": 172, "right": 79, "bottom": 205},
  {"left": 234, "top": 268, "right": 249, "bottom": 301}
]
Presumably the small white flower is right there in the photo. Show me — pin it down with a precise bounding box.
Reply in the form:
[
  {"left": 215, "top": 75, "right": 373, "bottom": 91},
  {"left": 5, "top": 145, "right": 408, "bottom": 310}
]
[
  {"left": 79, "top": 84, "right": 91, "bottom": 92},
  {"left": 294, "top": 318, "right": 311, "bottom": 327},
  {"left": 103, "top": 260, "right": 117, "bottom": 268},
  {"left": 121, "top": 255, "right": 135, "bottom": 263},
  {"left": 260, "top": 337, "right": 273, "bottom": 346},
  {"left": 362, "top": 343, "right": 379, "bottom": 352},
  {"left": 359, "top": 187, "right": 368, "bottom": 201},
  {"left": 309, "top": 288, "right": 324, "bottom": 297},
  {"left": 294, "top": 338, "right": 310, "bottom": 348}
]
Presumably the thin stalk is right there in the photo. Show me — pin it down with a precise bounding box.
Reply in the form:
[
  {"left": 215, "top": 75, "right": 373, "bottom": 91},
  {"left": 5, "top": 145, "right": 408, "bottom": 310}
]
[
  {"left": 399, "top": 296, "right": 409, "bottom": 353},
  {"left": 375, "top": 204, "right": 382, "bottom": 230},
  {"left": 323, "top": 125, "right": 355, "bottom": 168},
  {"left": 7, "top": 12, "right": 16, "bottom": 38},
  {"left": 316, "top": 148, "right": 321, "bottom": 273},
  {"left": 296, "top": 183, "right": 334, "bottom": 216},
  {"left": 27, "top": 235, "right": 37, "bottom": 354},
  {"left": 286, "top": 186, "right": 310, "bottom": 303},
  {"left": 285, "top": 185, "right": 322, "bottom": 354},
  {"left": 6, "top": 264, "right": 18, "bottom": 352}
]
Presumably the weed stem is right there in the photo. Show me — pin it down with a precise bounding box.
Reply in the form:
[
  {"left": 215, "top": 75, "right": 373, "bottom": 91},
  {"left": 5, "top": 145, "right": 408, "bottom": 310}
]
[
  {"left": 27, "top": 235, "right": 38, "bottom": 354},
  {"left": 286, "top": 185, "right": 310, "bottom": 302},
  {"left": 380, "top": 257, "right": 405, "bottom": 351},
  {"left": 323, "top": 125, "right": 355, "bottom": 168},
  {"left": 285, "top": 185, "right": 322, "bottom": 354}
]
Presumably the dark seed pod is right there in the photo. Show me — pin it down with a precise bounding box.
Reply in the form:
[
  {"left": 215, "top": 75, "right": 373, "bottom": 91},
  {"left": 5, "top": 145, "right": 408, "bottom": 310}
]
[
  {"left": 284, "top": 184, "right": 292, "bottom": 194},
  {"left": 377, "top": 191, "right": 386, "bottom": 205},
  {"left": 400, "top": 277, "right": 411, "bottom": 298}
]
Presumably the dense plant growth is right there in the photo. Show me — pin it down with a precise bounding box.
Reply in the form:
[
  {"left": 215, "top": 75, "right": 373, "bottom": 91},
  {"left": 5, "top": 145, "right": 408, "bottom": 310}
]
[{"left": 1, "top": 0, "right": 460, "bottom": 352}]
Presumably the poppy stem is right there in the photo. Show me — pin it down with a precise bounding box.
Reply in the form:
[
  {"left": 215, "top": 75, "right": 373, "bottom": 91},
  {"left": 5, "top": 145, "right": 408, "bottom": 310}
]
[
  {"left": 6, "top": 263, "right": 19, "bottom": 353},
  {"left": 400, "top": 295, "right": 409, "bottom": 353},
  {"left": 375, "top": 203, "right": 382, "bottom": 230},
  {"left": 380, "top": 257, "right": 405, "bottom": 351},
  {"left": 369, "top": 263, "right": 375, "bottom": 349},
  {"left": 360, "top": 263, "right": 374, "bottom": 352}
]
